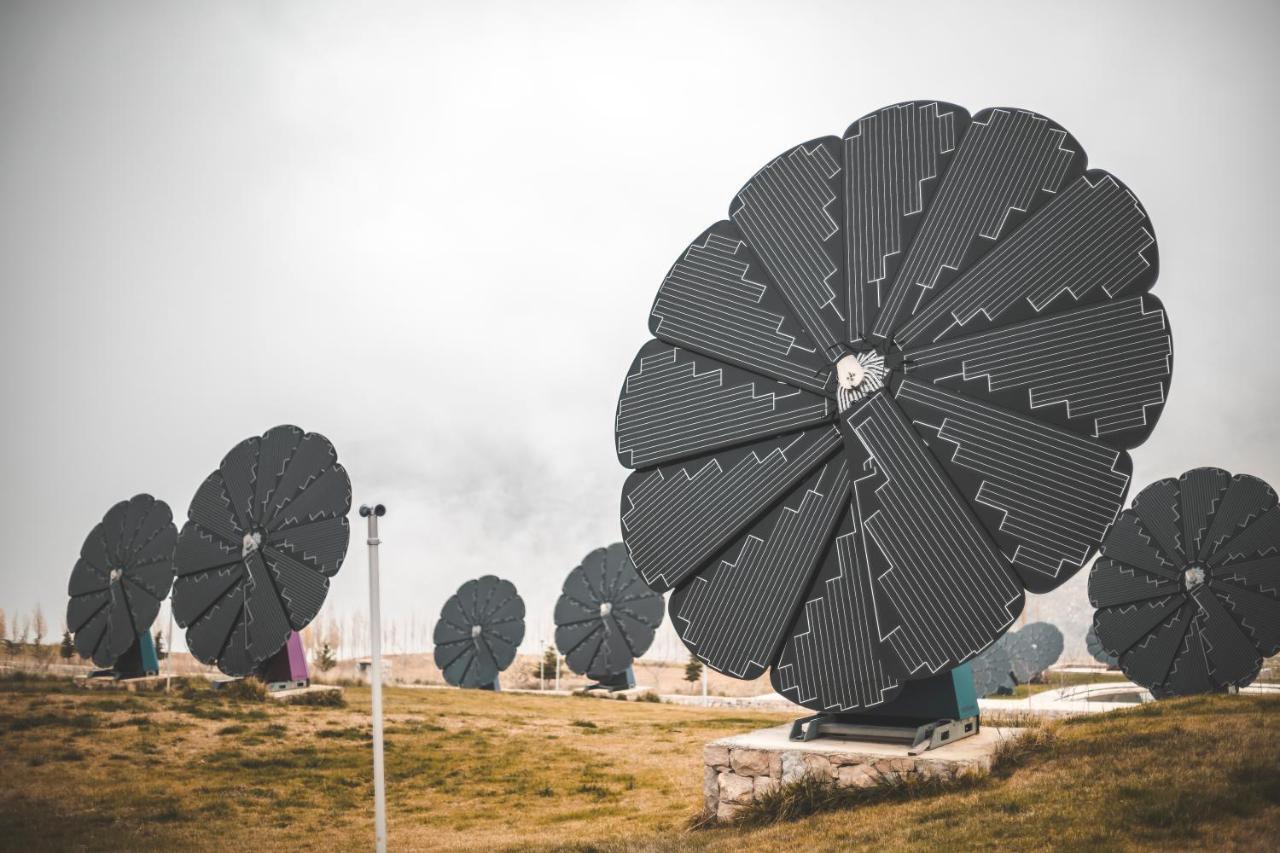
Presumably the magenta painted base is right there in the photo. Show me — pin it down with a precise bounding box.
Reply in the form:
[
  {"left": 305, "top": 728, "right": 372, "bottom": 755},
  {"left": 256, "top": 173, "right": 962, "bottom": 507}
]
[{"left": 259, "top": 631, "right": 310, "bottom": 690}]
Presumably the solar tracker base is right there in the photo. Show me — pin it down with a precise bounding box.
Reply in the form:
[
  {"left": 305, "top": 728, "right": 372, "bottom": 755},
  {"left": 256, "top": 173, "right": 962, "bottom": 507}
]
[
  {"left": 258, "top": 632, "right": 310, "bottom": 692},
  {"left": 105, "top": 631, "right": 159, "bottom": 679},
  {"left": 789, "top": 714, "right": 979, "bottom": 754},
  {"left": 584, "top": 666, "right": 636, "bottom": 692},
  {"left": 789, "top": 666, "right": 980, "bottom": 753}
]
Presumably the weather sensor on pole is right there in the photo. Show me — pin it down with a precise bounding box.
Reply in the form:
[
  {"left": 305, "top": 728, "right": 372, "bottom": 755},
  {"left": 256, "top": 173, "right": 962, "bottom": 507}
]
[{"left": 359, "top": 502, "right": 387, "bottom": 853}]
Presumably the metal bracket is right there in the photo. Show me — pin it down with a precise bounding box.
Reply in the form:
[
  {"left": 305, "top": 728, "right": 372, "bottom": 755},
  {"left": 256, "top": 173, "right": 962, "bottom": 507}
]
[
  {"left": 788, "top": 713, "right": 979, "bottom": 754},
  {"left": 264, "top": 677, "right": 309, "bottom": 692},
  {"left": 582, "top": 666, "right": 636, "bottom": 693}
]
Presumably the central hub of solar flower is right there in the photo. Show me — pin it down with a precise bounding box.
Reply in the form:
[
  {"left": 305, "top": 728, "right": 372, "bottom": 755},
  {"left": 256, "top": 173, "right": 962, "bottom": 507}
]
[
  {"left": 241, "top": 530, "right": 262, "bottom": 558},
  {"left": 109, "top": 568, "right": 122, "bottom": 584},
  {"left": 599, "top": 602, "right": 612, "bottom": 618},
  {"left": 835, "top": 349, "right": 889, "bottom": 412},
  {"left": 1183, "top": 564, "right": 1207, "bottom": 592},
  {"left": 836, "top": 354, "right": 866, "bottom": 389},
  {"left": 471, "top": 625, "right": 483, "bottom": 638}
]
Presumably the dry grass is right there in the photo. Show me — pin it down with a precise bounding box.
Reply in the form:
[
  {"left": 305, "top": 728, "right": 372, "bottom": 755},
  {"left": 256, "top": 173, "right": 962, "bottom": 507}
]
[
  {"left": 1003, "top": 669, "right": 1128, "bottom": 698},
  {"left": 0, "top": 673, "right": 788, "bottom": 850},
  {"left": 284, "top": 688, "right": 348, "bottom": 708},
  {"left": 0, "top": 673, "right": 1277, "bottom": 851},
  {"left": 217, "top": 676, "right": 269, "bottom": 702},
  {"left": 726, "top": 767, "right": 989, "bottom": 829}
]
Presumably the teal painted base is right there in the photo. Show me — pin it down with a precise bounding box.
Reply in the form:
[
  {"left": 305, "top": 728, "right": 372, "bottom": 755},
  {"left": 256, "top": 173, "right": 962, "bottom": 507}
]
[
  {"left": 113, "top": 631, "right": 160, "bottom": 679},
  {"left": 585, "top": 666, "right": 636, "bottom": 692},
  {"left": 789, "top": 665, "right": 981, "bottom": 750},
  {"left": 880, "top": 664, "right": 979, "bottom": 720}
]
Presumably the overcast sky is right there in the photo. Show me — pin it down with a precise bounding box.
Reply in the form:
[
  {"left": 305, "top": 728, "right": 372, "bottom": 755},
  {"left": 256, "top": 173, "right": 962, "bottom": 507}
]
[{"left": 2, "top": 0, "right": 1277, "bottom": 664}]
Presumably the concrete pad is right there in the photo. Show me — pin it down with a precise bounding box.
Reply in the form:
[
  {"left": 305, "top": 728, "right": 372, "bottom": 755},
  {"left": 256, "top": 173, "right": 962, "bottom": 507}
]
[
  {"left": 981, "top": 680, "right": 1280, "bottom": 718},
  {"left": 660, "top": 692, "right": 794, "bottom": 710},
  {"left": 979, "top": 680, "right": 1152, "bottom": 718},
  {"left": 711, "top": 722, "right": 1014, "bottom": 762},
  {"left": 572, "top": 684, "right": 660, "bottom": 701},
  {"left": 268, "top": 684, "right": 343, "bottom": 702},
  {"left": 73, "top": 674, "right": 178, "bottom": 691}
]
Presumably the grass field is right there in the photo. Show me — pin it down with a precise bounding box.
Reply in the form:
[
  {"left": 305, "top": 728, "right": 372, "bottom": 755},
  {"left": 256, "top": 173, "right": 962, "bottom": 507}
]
[
  {"left": 1003, "top": 670, "right": 1129, "bottom": 698},
  {"left": 1, "top": 673, "right": 1277, "bottom": 851}
]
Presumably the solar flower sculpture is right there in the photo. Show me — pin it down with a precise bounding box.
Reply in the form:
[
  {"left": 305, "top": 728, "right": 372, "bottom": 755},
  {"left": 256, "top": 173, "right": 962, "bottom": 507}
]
[
  {"left": 969, "top": 637, "right": 1015, "bottom": 698},
  {"left": 67, "top": 494, "right": 176, "bottom": 677},
  {"left": 1006, "top": 622, "right": 1064, "bottom": 684},
  {"left": 172, "top": 425, "right": 351, "bottom": 679},
  {"left": 615, "top": 101, "right": 1173, "bottom": 717},
  {"left": 554, "top": 543, "right": 664, "bottom": 691},
  {"left": 1086, "top": 625, "right": 1119, "bottom": 668},
  {"left": 1090, "top": 468, "right": 1279, "bottom": 697},
  {"left": 433, "top": 576, "right": 526, "bottom": 690}
]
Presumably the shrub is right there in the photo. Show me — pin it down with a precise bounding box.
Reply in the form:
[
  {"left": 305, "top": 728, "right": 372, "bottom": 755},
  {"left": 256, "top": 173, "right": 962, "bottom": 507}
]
[
  {"left": 724, "top": 767, "right": 989, "bottom": 828},
  {"left": 684, "top": 653, "right": 703, "bottom": 684},
  {"left": 220, "top": 677, "right": 268, "bottom": 702},
  {"left": 991, "top": 726, "right": 1055, "bottom": 776},
  {"left": 287, "top": 689, "right": 347, "bottom": 708},
  {"left": 315, "top": 643, "right": 337, "bottom": 673}
]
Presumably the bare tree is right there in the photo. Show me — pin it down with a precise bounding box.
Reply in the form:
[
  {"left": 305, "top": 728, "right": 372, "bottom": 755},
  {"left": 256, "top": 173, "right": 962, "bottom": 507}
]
[
  {"left": 352, "top": 611, "right": 367, "bottom": 658},
  {"left": 33, "top": 605, "right": 47, "bottom": 654},
  {"left": 326, "top": 617, "right": 342, "bottom": 660},
  {"left": 0, "top": 608, "right": 6, "bottom": 643},
  {"left": 301, "top": 618, "right": 320, "bottom": 657}
]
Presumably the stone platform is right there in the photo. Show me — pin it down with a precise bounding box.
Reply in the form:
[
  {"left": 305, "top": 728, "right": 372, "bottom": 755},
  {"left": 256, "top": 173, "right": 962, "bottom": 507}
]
[
  {"left": 704, "top": 723, "right": 1015, "bottom": 821},
  {"left": 572, "top": 684, "right": 659, "bottom": 701},
  {"left": 267, "top": 684, "right": 344, "bottom": 702},
  {"left": 73, "top": 674, "right": 175, "bottom": 691}
]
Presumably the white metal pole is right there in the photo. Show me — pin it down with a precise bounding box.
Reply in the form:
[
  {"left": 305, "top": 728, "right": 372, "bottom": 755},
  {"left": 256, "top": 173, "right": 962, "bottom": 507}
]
[{"left": 362, "top": 504, "right": 388, "bottom": 853}]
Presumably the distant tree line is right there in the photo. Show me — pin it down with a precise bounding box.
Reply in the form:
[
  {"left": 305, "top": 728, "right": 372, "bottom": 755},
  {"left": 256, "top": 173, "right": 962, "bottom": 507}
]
[{"left": 1, "top": 605, "right": 52, "bottom": 661}]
